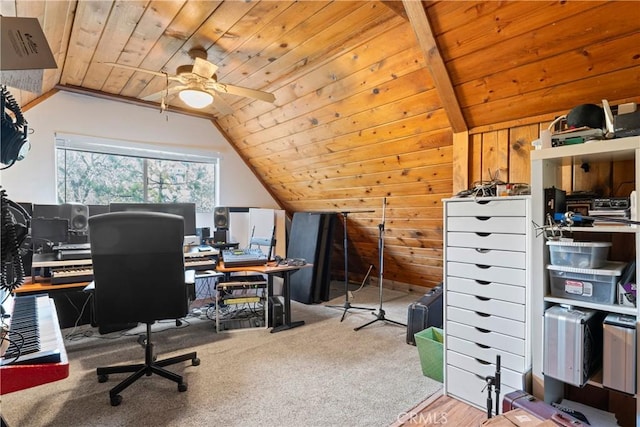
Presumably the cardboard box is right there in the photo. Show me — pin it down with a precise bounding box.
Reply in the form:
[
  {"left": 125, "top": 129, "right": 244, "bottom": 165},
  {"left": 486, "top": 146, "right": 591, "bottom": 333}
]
[{"left": 481, "top": 409, "right": 544, "bottom": 426}]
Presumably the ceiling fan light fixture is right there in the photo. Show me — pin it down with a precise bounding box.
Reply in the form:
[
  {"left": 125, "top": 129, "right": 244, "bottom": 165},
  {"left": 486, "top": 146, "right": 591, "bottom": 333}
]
[{"left": 179, "top": 89, "right": 213, "bottom": 109}]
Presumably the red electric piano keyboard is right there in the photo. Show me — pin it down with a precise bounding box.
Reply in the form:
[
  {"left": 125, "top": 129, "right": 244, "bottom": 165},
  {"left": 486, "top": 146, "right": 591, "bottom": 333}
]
[{"left": 1, "top": 294, "right": 69, "bottom": 395}]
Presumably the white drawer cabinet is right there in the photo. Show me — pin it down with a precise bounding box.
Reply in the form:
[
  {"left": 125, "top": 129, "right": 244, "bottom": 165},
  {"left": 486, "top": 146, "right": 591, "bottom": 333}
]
[
  {"left": 446, "top": 321, "right": 526, "bottom": 356},
  {"left": 446, "top": 365, "right": 519, "bottom": 410},
  {"left": 447, "top": 292, "right": 525, "bottom": 322},
  {"left": 447, "top": 335, "right": 526, "bottom": 372},
  {"left": 446, "top": 246, "right": 526, "bottom": 269},
  {"left": 447, "top": 276, "right": 525, "bottom": 304},
  {"left": 443, "top": 196, "right": 532, "bottom": 412},
  {"left": 447, "top": 261, "right": 526, "bottom": 286}
]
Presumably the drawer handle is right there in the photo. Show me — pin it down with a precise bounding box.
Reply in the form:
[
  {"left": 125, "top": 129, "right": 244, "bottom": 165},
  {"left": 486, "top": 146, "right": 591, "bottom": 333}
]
[
  {"left": 475, "top": 248, "right": 490, "bottom": 253},
  {"left": 475, "top": 343, "right": 490, "bottom": 349},
  {"left": 475, "top": 232, "right": 490, "bottom": 237},
  {"left": 475, "top": 216, "right": 490, "bottom": 221},
  {"left": 476, "top": 264, "right": 491, "bottom": 269},
  {"left": 474, "top": 373, "right": 486, "bottom": 381},
  {"left": 475, "top": 311, "right": 490, "bottom": 317},
  {"left": 475, "top": 296, "right": 490, "bottom": 301},
  {"left": 475, "top": 358, "right": 491, "bottom": 365},
  {"left": 476, "top": 327, "right": 490, "bottom": 333},
  {"left": 476, "top": 280, "right": 491, "bottom": 285}
]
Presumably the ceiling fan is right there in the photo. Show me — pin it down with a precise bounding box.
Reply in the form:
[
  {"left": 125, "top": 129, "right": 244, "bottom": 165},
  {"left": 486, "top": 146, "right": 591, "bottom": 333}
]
[{"left": 103, "top": 48, "right": 275, "bottom": 114}]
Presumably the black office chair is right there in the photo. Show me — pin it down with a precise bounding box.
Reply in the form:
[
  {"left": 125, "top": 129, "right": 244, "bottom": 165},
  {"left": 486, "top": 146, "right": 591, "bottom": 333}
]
[{"left": 89, "top": 211, "right": 200, "bottom": 406}]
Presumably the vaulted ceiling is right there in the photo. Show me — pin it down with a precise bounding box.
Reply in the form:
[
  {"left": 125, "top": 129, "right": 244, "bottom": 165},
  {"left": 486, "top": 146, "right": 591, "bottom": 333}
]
[{"left": 3, "top": 0, "right": 639, "bottom": 287}]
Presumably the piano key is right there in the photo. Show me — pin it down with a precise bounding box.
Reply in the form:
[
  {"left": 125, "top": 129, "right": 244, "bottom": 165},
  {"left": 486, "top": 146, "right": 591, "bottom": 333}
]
[{"left": 1, "top": 295, "right": 62, "bottom": 366}]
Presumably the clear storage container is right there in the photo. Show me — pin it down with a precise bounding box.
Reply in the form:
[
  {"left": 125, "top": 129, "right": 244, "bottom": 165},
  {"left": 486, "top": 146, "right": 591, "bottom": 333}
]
[
  {"left": 547, "top": 261, "right": 626, "bottom": 305},
  {"left": 546, "top": 240, "right": 611, "bottom": 269}
]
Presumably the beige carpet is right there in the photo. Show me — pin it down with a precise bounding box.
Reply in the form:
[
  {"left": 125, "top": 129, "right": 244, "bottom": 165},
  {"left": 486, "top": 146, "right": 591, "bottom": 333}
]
[{"left": 1, "top": 285, "right": 442, "bottom": 427}]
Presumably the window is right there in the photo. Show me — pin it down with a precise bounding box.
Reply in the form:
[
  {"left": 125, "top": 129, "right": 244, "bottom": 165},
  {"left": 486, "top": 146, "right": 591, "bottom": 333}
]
[{"left": 55, "top": 133, "right": 219, "bottom": 227}]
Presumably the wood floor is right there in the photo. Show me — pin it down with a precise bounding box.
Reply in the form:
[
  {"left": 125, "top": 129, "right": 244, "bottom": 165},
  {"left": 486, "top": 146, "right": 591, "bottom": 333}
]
[{"left": 393, "top": 390, "right": 488, "bottom": 427}]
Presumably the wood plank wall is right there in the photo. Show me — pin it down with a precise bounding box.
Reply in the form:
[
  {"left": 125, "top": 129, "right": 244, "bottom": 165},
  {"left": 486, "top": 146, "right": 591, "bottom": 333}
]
[
  {"left": 467, "top": 96, "right": 640, "bottom": 267},
  {"left": 6, "top": 1, "right": 639, "bottom": 291},
  {"left": 217, "top": 4, "right": 453, "bottom": 290},
  {"left": 338, "top": 96, "right": 640, "bottom": 290},
  {"left": 216, "top": 1, "right": 639, "bottom": 291}
]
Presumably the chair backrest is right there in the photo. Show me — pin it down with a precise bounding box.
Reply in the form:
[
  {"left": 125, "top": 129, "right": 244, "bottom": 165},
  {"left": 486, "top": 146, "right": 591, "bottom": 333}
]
[{"left": 88, "top": 211, "right": 187, "bottom": 325}]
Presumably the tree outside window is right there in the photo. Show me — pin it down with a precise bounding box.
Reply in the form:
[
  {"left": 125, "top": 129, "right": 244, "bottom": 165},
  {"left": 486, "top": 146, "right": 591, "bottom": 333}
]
[{"left": 56, "top": 149, "right": 216, "bottom": 215}]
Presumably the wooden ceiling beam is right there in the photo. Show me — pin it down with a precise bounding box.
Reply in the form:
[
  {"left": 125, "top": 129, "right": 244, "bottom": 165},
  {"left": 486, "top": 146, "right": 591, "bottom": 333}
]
[
  {"left": 402, "top": 0, "right": 467, "bottom": 133},
  {"left": 379, "top": 1, "right": 408, "bottom": 20},
  {"left": 54, "top": 84, "right": 214, "bottom": 120}
]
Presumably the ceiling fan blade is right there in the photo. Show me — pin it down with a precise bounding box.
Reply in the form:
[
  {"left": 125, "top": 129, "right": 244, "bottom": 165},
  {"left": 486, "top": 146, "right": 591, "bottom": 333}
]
[
  {"left": 142, "top": 85, "right": 187, "bottom": 102},
  {"left": 102, "top": 62, "right": 167, "bottom": 78},
  {"left": 210, "top": 82, "right": 275, "bottom": 103},
  {"left": 211, "top": 93, "right": 233, "bottom": 115},
  {"left": 192, "top": 57, "right": 218, "bottom": 79}
]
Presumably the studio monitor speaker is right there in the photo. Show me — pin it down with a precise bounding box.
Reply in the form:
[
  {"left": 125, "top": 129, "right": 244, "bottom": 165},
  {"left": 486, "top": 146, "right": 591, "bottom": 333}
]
[
  {"left": 213, "top": 206, "right": 229, "bottom": 229},
  {"left": 59, "top": 203, "right": 89, "bottom": 233}
]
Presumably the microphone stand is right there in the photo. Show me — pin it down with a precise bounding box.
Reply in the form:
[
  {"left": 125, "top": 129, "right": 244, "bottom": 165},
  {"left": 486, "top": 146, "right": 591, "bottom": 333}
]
[
  {"left": 354, "top": 198, "right": 406, "bottom": 331},
  {"left": 494, "top": 355, "right": 501, "bottom": 416},
  {"left": 326, "top": 210, "right": 375, "bottom": 321}
]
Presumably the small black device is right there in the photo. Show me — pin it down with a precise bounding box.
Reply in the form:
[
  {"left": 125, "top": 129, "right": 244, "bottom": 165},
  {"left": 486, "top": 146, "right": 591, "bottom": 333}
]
[
  {"left": 196, "top": 227, "right": 211, "bottom": 244},
  {"left": 544, "top": 187, "right": 566, "bottom": 222},
  {"left": 593, "top": 197, "right": 630, "bottom": 210},
  {"left": 268, "top": 296, "right": 283, "bottom": 328},
  {"left": 213, "top": 229, "right": 227, "bottom": 243},
  {"left": 614, "top": 110, "right": 640, "bottom": 138}
]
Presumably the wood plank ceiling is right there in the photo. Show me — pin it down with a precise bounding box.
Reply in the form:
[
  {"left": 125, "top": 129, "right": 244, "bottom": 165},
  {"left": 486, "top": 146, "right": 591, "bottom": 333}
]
[{"left": 2, "top": 1, "right": 639, "bottom": 288}]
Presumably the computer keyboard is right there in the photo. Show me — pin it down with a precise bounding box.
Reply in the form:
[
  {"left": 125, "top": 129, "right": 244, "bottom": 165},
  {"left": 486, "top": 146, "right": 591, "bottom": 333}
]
[
  {"left": 56, "top": 249, "right": 92, "bottom": 261},
  {"left": 52, "top": 243, "right": 91, "bottom": 251}
]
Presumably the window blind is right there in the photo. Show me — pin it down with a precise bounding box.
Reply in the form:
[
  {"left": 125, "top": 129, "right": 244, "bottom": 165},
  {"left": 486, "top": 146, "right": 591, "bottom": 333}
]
[{"left": 55, "top": 132, "right": 221, "bottom": 163}]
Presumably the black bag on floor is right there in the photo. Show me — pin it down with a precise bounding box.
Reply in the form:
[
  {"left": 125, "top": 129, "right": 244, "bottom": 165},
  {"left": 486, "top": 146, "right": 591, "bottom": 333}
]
[{"left": 406, "top": 283, "right": 443, "bottom": 345}]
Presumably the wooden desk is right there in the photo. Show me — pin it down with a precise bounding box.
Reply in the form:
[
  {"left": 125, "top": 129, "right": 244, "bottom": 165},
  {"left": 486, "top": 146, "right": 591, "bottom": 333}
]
[
  {"left": 15, "top": 278, "right": 90, "bottom": 294},
  {"left": 216, "top": 261, "right": 311, "bottom": 333}
]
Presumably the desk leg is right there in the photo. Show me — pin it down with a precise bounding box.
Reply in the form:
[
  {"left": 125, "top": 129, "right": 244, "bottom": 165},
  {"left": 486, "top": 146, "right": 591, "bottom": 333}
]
[{"left": 271, "top": 270, "right": 305, "bottom": 333}]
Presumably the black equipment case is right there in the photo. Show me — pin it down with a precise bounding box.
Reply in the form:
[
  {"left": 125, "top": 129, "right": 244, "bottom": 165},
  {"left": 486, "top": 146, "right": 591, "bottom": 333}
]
[{"left": 406, "top": 283, "right": 443, "bottom": 345}]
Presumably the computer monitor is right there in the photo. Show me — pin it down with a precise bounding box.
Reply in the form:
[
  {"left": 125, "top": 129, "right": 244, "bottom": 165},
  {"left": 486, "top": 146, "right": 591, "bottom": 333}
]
[
  {"left": 31, "top": 217, "right": 69, "bottom": 252},
  {"left": 88, "top": 204, "right": 109, "bottom": 216},
  {"left": 108, "top": 202, "right": 197, "bottom": 236},
  {"left": 32, "top": 204, "right": 61, "bottom": 219}
]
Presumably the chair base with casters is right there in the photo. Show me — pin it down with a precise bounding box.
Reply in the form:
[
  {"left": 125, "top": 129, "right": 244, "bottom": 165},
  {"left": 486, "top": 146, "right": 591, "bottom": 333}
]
[{"left": 96, "top": 323, "right": 200, "bottom": 406}]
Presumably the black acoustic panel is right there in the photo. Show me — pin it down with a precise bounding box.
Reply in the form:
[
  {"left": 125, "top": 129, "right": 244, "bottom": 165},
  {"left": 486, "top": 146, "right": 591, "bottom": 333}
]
[
  {"left": 314, "top": 214, "right": 336, "bottom": 303},
  {"left": 287, "top": 212, "right": 322, "bottom": 304}
]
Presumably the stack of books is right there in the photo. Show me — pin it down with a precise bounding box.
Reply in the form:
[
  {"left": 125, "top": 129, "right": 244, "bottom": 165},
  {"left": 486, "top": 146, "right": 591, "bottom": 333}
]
[{"left": 588, "top": 209, "right": 631, "bottom": 226}]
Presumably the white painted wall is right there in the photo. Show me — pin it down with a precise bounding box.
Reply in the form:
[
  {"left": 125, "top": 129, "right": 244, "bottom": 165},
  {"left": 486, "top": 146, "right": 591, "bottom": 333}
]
[{"left": 0, "top": 90, "right": 279, "bottom": 228}]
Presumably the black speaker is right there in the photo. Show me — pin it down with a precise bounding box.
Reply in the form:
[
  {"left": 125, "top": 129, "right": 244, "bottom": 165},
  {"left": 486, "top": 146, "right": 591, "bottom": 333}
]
[
  {"left": 213, "top": 206, "right": 230, "bottom": 229},
  {"left": 59, "top": 203, "right": 89, "bottom": 233}
]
